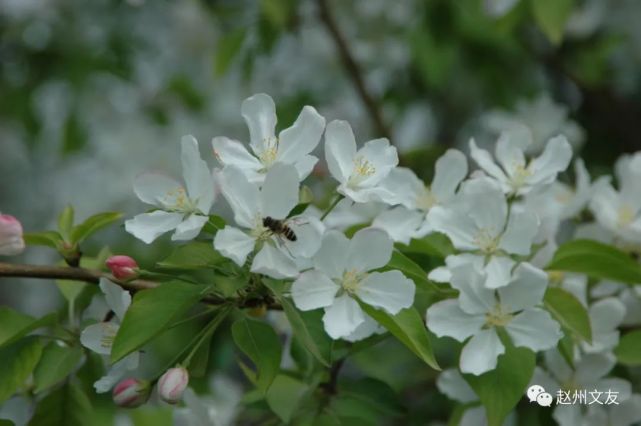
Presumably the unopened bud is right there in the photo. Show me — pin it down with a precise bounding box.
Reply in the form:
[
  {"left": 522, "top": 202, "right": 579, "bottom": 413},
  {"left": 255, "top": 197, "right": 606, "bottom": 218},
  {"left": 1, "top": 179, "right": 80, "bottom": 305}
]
[
  {"left": 0, "top": 214, "right": 25, "bottom": 256},
  {"left": 157, "top": 367, "right": 189, "bottom": 404},
  {"left": 106, "top": 255, "right": 139, "bottom": 280},
  {"left": 112, "top": 378, "right": 150, "bottom": 408}
]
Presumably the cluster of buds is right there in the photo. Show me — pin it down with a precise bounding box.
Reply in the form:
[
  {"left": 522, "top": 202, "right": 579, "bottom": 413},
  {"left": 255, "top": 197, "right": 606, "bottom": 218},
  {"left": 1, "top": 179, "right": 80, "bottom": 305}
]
[{"left": 113, "top": 367, "right": 189, "bottom": 408}]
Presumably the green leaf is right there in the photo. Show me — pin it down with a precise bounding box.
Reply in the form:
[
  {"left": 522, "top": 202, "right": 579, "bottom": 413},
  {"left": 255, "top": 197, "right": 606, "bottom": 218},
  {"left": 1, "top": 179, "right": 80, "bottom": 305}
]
[
  {"left": 260, "top": 0, "right": 292, "bottom": 28},
  {"left": 214, "top": 28, "right": 246, "bottom": 76},
  {"left": 231, "top": 317, "right": 282, "bottom": 393},
  {"left": 546, "top": 239, "right": 641, "bottom": 284},
  {"left": 614, "top": 330, "right": 641, "bottom": 366},
  {"left": 0, "top": 337, "right": 43, "bottom": 403},
  {"left": 57, "top": 205, "right": 75, "bottom": 241},
  {"left": 397, "top": 232, "right": 454, "bottom": 258},
  {"left": 28, "top": 381, "right": 92, "bottom": 426},
  {"left": 544, "top": 287, "right": 592, "bottom": 343},
  {"left": 57, "top": 248, "right": 110, "bottom": 304},
  {"left": 111, "top": 282, "right": 209, "bottom": 363},
  {"left": 384, "top": 250, "right": 441, "bottom": 292},
  {"left": 531, "top": 0, "right": 575, "bottom": 44},
  {"left": 358, "top": 303, "right": 439, "bottom": 370},
  {"left": 464, "top": 344, "right": 535, "bottom": 426},
  {"left": 157, "top": 241, "right": 224, "bottom": 270},
  {"left": 33, "top": 344, "right": 83, "bottom": 393},
  {"left": 265, "top": 374, "right": 308, "bottom": 423},
  {"left": 0, "top": 309, "right": 56, "bottom": 348},
  {"left": 338, "top": 378, "right": 405, "bottom": 418},
  {"left": 70, "top": 212, "right": 122, "bottom": 244},
  {"left": 23, "top": 231, "right": 63, "bottom": 249}
]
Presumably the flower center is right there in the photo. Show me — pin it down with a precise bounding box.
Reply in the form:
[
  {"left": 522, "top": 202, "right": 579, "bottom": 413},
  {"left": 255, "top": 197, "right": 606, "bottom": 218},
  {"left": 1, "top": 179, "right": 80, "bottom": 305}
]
[
  {"left": 510, "top": 164, "right": 533, "bottom": 190},
  {"left": 164, "top": 187, "right": 196, "bottom": 212},
  {"left": 618, "top": 205, "right": 635, "bottom": 227},
  {"left": 484, "top": 304, "right": 512, "bottom": 327},
  {"left": 259, "top": 136, "right": 279, "bottom": 167},
  {"left": 348, "top": 156, "right": 375, "bottom": 187},
  {"left": 340, "top": 269, "right": 367, "bottom": 294},
  {"left": 474, "top": 227, "right": 500, "bottom": 253},
  {"left": 416, "top": 186, "right": 437, "bottom": 211},
  {"left": 100, "top": 323, "right": 118, "bottom": 350}
]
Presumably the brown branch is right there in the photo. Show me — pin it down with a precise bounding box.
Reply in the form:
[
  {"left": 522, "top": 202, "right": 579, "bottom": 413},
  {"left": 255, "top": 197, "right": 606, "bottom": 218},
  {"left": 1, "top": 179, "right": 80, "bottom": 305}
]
[
  {"left": 316, "top": 0, "right": 392, "bottom": 142},
  {"left": 0, "top": 262, "right": 281, "bottom": 309}
]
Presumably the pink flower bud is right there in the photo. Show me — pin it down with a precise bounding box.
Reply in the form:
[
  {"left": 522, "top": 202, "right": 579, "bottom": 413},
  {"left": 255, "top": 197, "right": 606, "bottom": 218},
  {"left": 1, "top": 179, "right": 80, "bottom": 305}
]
[
  {"left": 157, "top": 367, "right": 189, "bottom": 404},
  {"left": 106, "top": 255, "right": 139, "bottom": 280},
  {"left": 112, "top": 378, "right": 150, "bottom": 408},
  {"left": 0, "top": 214, "right": 25, "bottom": 256}
]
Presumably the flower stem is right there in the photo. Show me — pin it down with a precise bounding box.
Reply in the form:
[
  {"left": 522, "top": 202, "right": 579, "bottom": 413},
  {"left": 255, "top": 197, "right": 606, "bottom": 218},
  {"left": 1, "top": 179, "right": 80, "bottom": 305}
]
[{"left": 320, "top": 194, "right": 345, "bottom": 221}]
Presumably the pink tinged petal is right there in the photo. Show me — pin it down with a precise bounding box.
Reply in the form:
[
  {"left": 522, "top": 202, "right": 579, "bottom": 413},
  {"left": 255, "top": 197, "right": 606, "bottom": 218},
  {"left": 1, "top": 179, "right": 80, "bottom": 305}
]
[
  {"left": 291, "top": 270, "right": 340, "bottom": 311},
  {"left": 436, "top": 369, "right": 478, "bottom": 403},
  {"left": 251, "top": 244, "right": 299, "bottom": 279},
  {"left": 211, "top": 136, "right": 262, "bottom": 180},
  {"left": 356, "top": 270, "right": 415, "bottom": 315},
  {"left": 469, "top": 139, "right": 508, "bottom": 184},
  {"left": 526, "top": 135, "right": 573, "bottom": 187},
  {"left": 313, "top": 230, "right": 350, "bottom": 279},
  {"left": 241, "top": 93, "right": 277, "bottom": 155},
  {"left": 219, "top": 166, "right": 260, "bottom": 228},
  {"left": 324, "top": 120, "right": 357, "bottom": 184},
  {"left": 277, "top": 105, "right": 325, "bottom": 164},
  {"left": 459, "top": 328, "right": 505, "bottom": 375},
  {"left": 99, "top": 278, "right": 131, "bottom": 320},
  {"left": 125, "top": 211, "right": 183, "bottom": 244},
  {"left": 450, "top": 264, "right": 495, "bottom": 315},
  {"left": 498, "top": 263, "right": 548, "bottom": 313},
  {"left": 372, "top": 206, "right": 424, "bottom": 245},
  {"left": 499, "top": 207, "right": 539, "bottom": 255},
  {"left": 426, "top": 206, "right": 479, "bottom": 251},
  {"left": 260, "top": 163, "right": 299, "bottom": 219},
  {"left": 80, "top": 322, "right": 119, "bottom": 355},
  {"left": 158, "top": 367, "right": 189, "bottom": 404},
  {"left": 213, "top": 226, "right": 255, "bottom": 266},
  {"left": 483, "top": 256, "right": 516, "bottom": 289},
  {"left": 353, "top": 138, "right": 398, "bottom": 187},
  {"left": 171, "top": 214, "right": 208, "bottom": 241},
  {"left": 346, "top": 227, "right": 393, "bottom": 272},
  {"left": 504, "top": 308, "right": 562, "bottom": 351},
  {"left": 181, "top": 135, "right": 215, "bottom": 213},
  {"left": 431, "top": 149, "right": 468, "bottom": 202},
  {"left": 425, "top": 299, "right": 485, "bottom": 342},
  {"left": 0, "top": 214, "right": 25, "bottom": 256},
  {"left": 322, "top": 294, "right": 365, "bottom": 339},
  {"left": 133, "top": 173, "right": 183, "bottom": 209}
]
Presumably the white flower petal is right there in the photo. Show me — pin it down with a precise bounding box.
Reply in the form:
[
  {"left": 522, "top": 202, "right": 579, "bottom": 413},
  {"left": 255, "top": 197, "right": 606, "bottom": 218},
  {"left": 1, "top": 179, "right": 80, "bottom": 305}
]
[
  {"left": 483, "top": 256, "right": 516, "bottom": 289},
  {"left": 460, "top": 328, "right": 505, "bottom": 375},
  {"left": 213, "top": 226, "right": 255, "bottom": 266},
  {"left": 463, "top": 179, "right": 508, "bottom": 234},
  {"left": 353, "top": 138, "right": 398, "bottom": 187},
  {"left": 436, "top": 369, "right": 478, "bottom": 403},
  {"left": 544, "top": 350, "right": 573, "bottom": 384},
  {"left": 241, "top": 93, "right": 277, "bottom": 154},
  {"left": 372, "top": 206, "right": 424, "bottom": 245},
  {"left": 505, "top": 308, "right": 562, "bottom": 351},
  {"left": 251, "top": 244, "right": 299, "bottom": 279},
  {"left": 426, "top": 299, "right": 485, "bottom": 342},
  {"left": 283, "top": 215, "right": 323, "bottom": 258},
  {"left": 171, "top": 214, "right": 208, "bottom": 241},
  {"left": 313, "top": 231, "right": 350, "bottom": 279},
  {"left": 499, "top": 207, "right": 539, "bottom": 255},
  {"left": 431, "top": 149, "right": 468, "bottom": 202},
  {"left": 357, "top": 270, "right": 415, "bottom": 315},
  {"left": 291, "top": 270, "right": 340, "bottom": 311},
  {"left": 211, "top": 136, "right": 262, "bottom": 180},
  {"left": 450, "top": 264, "right": 495, "bottom": 315},
  {"left": 277, "top": 105, "right": 325, "bottom": 164},
  {"left": 342, "top": 314, "right": 383, "bottom": 342},
  {"left": 219, "top": 166, "right": 260, "bottom": 228},
  {"left": 575, "top": 352, "right": 615, "bottom": 384},
  {"left": 322, "top": 294, "right": 365, "bottom": 339},
  {"left": 526, "top": 135, "right": 573, "bottom": 187},
  {"left": 426, "top": 206, "right": 479, "bottom": 250},
  {"left": 181, "top": 135, "right": 215, "bottom": 213},
  {"left": 376, "top": 167, "right": 424, "bottom": 209},
  {"left": 80, "top": 322, "right": 119, "bottom": 355},
  {"left": 99, "top": 278, "right": 130, "bottom": 320},
  {"left": 292, "top": 154, "right": 318, "bottom": 181},
  {"left": 495, "top": 131, "right": 527, "bottom": 174},
  {"left": 260, "top": 164, "right": 299, "bottom": 220},
  {"left": 498, "top": 263, "right": 548, "bottom": 312},
  {"left": 133, "top": 173, "right": 183, "bottom": 209},
  {"left": 469, "top": 139, "right": 508, "bottom": 184},
  {"left": 125, "top": 211, "right": 184, "bottom": 244},
  {"left": 346, "top": 228, "right": 393, "bottom": 272},
  {"left": 94, "top": 357, "right": 132, "bottom": 393},
  {"left": 325, "top": 120, "right": 357, "bottom": 184}
]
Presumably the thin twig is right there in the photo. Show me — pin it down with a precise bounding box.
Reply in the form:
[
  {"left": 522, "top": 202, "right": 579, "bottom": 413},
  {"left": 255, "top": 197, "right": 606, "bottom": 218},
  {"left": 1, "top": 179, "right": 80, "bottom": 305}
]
[{"left": 316, "top": 0, "right": 392, "bottom": 142}]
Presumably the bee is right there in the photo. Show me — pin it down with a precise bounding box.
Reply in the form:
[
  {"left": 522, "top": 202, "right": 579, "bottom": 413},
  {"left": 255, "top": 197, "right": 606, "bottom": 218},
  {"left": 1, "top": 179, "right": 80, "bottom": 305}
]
[{"left": 263, "top": 216, "right": 297, "bottom": 241}]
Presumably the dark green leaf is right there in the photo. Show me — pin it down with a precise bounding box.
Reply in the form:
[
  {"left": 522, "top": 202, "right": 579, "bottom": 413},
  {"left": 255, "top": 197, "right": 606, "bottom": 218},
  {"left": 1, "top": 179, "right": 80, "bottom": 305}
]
[
  {"left": 531, "top": 0, "right": 575, "bottom": 44},
  {"left": 464, "top": 344, "right": 535, "bottom": 426},
  {"left": 70, "top": 212, "right": 122, "bottom": 244},
  {"left": 358, "top": 303, "right": 439, "bottom": 370},
  {"left": 214, "top": 28, "right": 246, "bottom": 76},
  {"left": 33, "top": 343, "right": 83, "bottom": 393},
  {"left": 384, "top": 250, "right": 441, "bottom": 292},
  {"left": 265, "top": 374, "right": 308, "bottom": 423},
  {"left": 0, "top": 337, "right": 43, "bottom": 403},
  {"left": 339, "top": 378, "right": 405, "bottom": 417},
  {"left": 614, "top": 330, "right": 641, "bottom": 366},
  {"left": 544, "top": 287, "right": 592, "bottom": 343},
  {"left": 111, "top": 282, "right": 209, "bottom": 362},
  {"left": 0, "top": 309, "right": 56, "bottom": 348},
  {"left": 157, "top": 241, "right": 223, "bottom": 270},
  {"left": 397, "top": 232, "right": 454, "bottom": 258},
  {"left": 231, "top": 317, "right": 282, "bottom": 393},
  {"left": 28, "top": 382, "right": 92, "bottom": 426},
  {"left": 546, "top": 239, "right": 641, "bottom": 284}
]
